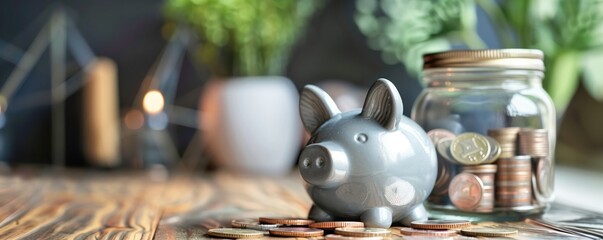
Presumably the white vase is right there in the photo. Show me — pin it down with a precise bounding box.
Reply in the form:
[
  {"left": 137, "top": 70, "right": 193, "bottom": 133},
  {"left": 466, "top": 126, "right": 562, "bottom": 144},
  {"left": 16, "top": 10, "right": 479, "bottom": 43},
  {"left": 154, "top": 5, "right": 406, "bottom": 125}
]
[{"left": 200, "top": 76, "right": 302, "bottom": 176}]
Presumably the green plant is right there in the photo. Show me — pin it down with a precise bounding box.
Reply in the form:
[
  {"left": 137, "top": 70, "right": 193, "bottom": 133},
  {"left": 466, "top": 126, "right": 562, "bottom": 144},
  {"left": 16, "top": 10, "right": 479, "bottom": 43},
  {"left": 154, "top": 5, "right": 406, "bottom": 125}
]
[
  {"left": 164, "top": 0, "right": 320, "bottom": 77},
  {"left": 355, "top": 0, "right": 603, "bottom": 112}
]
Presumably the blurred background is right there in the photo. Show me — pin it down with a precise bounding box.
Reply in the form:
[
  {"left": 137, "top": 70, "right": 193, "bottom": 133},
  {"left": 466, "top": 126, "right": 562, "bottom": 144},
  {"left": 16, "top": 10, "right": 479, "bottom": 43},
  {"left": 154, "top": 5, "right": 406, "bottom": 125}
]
[{"left": 1, "top": 0, "right": 603, "bottom": 174}]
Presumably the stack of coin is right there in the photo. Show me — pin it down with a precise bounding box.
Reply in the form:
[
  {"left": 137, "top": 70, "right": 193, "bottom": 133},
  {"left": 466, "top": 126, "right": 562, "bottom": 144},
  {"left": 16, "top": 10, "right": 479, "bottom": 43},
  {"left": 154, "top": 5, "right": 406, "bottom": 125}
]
[
  {"left": 518, "top": 129, "right": 549, "bottom": 157},
  {"left": 496, "top": 156, "right": 532, "bottom": 207},
  {"left": 227, "top": 217, "right": 381, "bottom": 239},
  {"left": 462, "top": 164, "right": 497, "bottom": 212},
  {"left": 488, "top": 127, "right": 520, "bottom": 158}
]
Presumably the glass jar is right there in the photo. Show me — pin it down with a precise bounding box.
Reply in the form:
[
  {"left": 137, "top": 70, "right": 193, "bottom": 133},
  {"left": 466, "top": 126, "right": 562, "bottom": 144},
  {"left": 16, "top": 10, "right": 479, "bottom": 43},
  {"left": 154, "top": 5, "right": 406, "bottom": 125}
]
[{"left": 411, "top": 49, "right": 555, "bottom": 221}]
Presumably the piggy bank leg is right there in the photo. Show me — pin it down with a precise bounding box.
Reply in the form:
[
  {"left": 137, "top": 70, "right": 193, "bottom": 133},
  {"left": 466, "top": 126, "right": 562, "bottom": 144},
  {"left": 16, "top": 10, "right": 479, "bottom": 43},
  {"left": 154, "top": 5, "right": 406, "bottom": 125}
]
[
  {"left": 400, "top": 204, "right": 428, "bottom": 226},
  {"left": 360, "top": 207, "right": 392, "bottom": 228},
  {"left": 308, "top": 204, "right": 335, "bottom": 222}
]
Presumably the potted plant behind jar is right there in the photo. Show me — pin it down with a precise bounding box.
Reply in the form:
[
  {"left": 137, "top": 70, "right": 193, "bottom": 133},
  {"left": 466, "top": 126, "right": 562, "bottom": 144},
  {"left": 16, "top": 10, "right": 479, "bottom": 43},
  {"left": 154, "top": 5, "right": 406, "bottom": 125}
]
[{"left": 164, "top": 0, "right": 321, "bottom": 176}]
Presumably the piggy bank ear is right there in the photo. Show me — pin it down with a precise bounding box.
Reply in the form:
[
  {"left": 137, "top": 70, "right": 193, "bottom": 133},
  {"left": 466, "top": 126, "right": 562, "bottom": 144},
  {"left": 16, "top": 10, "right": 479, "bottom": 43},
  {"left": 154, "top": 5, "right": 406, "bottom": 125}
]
[
  {"left": 300, "top": 85, "right": 340, "bottom": 133},
  {"left": 361, "top": 78, "right": 403, "bottom": 130}
]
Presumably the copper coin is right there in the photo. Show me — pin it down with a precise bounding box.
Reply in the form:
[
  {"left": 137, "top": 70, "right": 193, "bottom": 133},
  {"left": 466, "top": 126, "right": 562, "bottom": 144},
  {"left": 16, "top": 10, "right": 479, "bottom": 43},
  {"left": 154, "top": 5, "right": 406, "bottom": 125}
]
[
  {"left": 496, "top": 181, "right": 532, "bottom": 187},
  {"left": 449, "top": 173, "right": 484, "bottom": 211},
  {"left": 399, "top": 227, "right": 457, "bottom": 237},
  {"left": 496, "top": 175, "right": 532, "bottom": 182},
  {"left": 208, "top": 228, "right": 265, "bottom": 238},
  {"left": 325, "top": 234, "right": 383, "bottom": 240},
  {"left": 427, "top": 129, "right": 457, "bottom": 144},
  {"left": 269, "top": 227, "right": 324, "bottom": 237},
  {"left": 478, "top": 174, "right": 496, "bottom": 185},
  {"left": 462, "top": 164, "right": 497, "bottom": 174},
  {"left": 488, "top": 127, "right": 520, "bottom": 136},
  {"left": 309, "top": 221, "right": 364, "bottom": 230},
  {"left": 410, "top": 220, "right": 471, "bottom": 230},
  {"left": 334, "top": 228, "right": 391, "bottom": 237},
  {"left": 259, "top": 217, "right": 314, "bottom": 226}
]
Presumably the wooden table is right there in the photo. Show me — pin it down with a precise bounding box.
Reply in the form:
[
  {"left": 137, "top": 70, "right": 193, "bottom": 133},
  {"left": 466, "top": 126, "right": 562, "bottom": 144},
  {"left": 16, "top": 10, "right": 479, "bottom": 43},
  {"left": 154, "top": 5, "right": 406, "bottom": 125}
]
[
  {"left": 0, "top": 168, "right": 600, "bottom": 239},
  {"left": 0, "top": 168, "right": 310, "bottom": 239}
]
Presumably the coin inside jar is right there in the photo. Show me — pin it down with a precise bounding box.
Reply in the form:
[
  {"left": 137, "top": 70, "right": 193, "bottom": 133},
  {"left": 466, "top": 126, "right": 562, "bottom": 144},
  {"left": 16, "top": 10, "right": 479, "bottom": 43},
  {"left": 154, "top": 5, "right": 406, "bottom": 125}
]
[
  {"left": 436, "top": 138, "right": 457, "bottom": 164},
  {"left": 427, "top": 129, "right": 457, "bottom": 144},
  {"left": 450, "top": 133, "right": 491, "bottom": 165},
  {"left": 536, "top": 157, "right": 552, "bottom": 198},
  {"left": 483, "top": 136, "right": 502, "bottom": 163},
  {"left": 448, "top": 173, "right": 484, "bottom": 211}
]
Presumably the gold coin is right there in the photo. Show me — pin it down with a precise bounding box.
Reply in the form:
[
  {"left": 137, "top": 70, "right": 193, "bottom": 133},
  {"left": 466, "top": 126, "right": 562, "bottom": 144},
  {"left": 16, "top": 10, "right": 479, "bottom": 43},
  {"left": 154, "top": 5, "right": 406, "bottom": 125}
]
[
  {"left": 269, "top": 227, "right": 324, "bottom": 237},
  {"left": 460, "top": 227, "right": 518, "bottom": 237},
  {"left": 410, "top": 220, "right": 471, "bottom": 230},
  {"left": 309, "top": 221, "right": 364, "bottom": 230},
  {"left": 334, "top": 228, "right": 391, "bottom": 237},
  {"left": 484, "top": 136, "right": 502, "bottom": 163},
  {"left": 325, "top": 234, "right": 383, "bottom": 240},
  {"left": 208, "top": 228, "right": 265, "bottom": 238},
  {"left": 399, "top": 227, "right": 457, "bottom": 237},
  {"left": 259, "top": 217, "right": 314, "bottom": 226},
  {"left": 450, "top": 133, "right": 491, "bottom": 165},
  {"left": 448, "top": 173, "right": 483, "bottom": 211}
]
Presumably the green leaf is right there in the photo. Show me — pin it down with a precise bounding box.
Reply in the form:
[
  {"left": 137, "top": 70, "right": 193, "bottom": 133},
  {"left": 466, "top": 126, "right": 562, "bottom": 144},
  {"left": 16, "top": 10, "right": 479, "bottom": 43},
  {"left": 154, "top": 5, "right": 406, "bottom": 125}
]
[
  {"left": 546, "top": 51, "right": 582, "bottom": 113},
  {"left": 582, "top": 50, "right": 603, "bottom": 101}
]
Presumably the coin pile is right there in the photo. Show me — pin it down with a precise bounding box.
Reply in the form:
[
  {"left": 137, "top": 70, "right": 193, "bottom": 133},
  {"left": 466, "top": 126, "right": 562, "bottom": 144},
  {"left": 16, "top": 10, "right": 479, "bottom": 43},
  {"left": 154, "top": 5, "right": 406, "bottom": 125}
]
[
  {"left": 488, "top": 127, "right": 520, "bottom": 158},
  {"left": 211, "top": 217, "right": 383, "bottom": 239},
  {"left": 496, "top": 156, "right": 532, "bottom": 207},
  {"left": 518, "top": 129, "right": 549, "bottom": 157},
  {"left": 402, "top": 220, "right": 517, "bottom": 237},
  {"left": 427, "top": 127, "right": 553, "bottom": 212},
  {"left": 213, "top": 217, "right": 518, "bottom": 238},
  {"left": 461, "top": 164, "right": 496, "bottom": 212}
]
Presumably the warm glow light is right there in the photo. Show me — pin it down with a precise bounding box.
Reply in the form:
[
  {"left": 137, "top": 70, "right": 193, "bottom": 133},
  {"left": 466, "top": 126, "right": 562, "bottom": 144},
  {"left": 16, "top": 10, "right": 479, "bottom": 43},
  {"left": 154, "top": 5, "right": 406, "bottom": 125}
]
[
  {"left": 143, "top": 90, "right": 165, "bottom": 114},
  {"left": 124, "top": 109, "right": 144, "bottom": 130}
]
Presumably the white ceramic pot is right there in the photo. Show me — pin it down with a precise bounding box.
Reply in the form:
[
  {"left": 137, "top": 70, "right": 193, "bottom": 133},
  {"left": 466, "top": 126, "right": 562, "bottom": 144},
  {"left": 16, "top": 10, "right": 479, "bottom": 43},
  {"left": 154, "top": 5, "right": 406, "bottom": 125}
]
[{"left": 200, "top": 76, "right": 302, "bottom": 176}]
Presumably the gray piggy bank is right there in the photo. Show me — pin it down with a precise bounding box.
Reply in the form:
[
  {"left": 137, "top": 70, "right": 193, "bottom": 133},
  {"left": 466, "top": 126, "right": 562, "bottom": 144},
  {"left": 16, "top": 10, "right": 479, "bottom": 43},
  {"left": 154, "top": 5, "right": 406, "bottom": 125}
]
[{"left": 298, "top": 78, "right": 437, "bottom": 228}]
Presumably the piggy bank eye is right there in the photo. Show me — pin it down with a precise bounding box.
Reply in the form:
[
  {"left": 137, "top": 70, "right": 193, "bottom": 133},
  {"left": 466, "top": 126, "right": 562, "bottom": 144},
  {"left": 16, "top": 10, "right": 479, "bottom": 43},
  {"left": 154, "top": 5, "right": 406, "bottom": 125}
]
[{"left": 355, "top": 133, "right": 368, "bottom": 143}]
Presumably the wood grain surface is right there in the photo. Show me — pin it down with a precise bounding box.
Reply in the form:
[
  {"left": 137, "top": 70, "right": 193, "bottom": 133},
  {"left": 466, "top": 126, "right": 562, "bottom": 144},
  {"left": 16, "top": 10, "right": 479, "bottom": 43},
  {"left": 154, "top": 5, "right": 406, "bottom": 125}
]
[
  {"left": 0, "top": 169, "right": 312, "bottom": 240},
  {"left": 0, "top": 169, "right": 596, "bottom": 240}
]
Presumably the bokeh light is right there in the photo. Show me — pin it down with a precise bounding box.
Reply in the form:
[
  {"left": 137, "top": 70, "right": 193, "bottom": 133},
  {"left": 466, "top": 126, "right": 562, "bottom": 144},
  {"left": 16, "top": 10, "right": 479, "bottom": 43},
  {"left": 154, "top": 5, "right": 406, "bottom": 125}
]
[{"left": 143, "top": 90, "right": 165, "bottom": 115}]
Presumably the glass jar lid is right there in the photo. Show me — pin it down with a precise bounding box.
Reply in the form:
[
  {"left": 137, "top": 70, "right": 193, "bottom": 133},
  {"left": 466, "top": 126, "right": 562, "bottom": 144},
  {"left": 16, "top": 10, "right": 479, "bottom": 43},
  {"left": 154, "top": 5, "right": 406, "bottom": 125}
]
[{"left": 423, "top": 49, "right": 544, "bottom": 71}]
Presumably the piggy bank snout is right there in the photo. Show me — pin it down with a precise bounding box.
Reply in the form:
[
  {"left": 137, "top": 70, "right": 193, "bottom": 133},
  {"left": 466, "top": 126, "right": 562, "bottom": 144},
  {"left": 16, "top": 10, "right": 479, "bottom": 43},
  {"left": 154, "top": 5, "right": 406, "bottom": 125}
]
[{"left": 299, "top": 142, "right": 349, "bottom": 188}]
